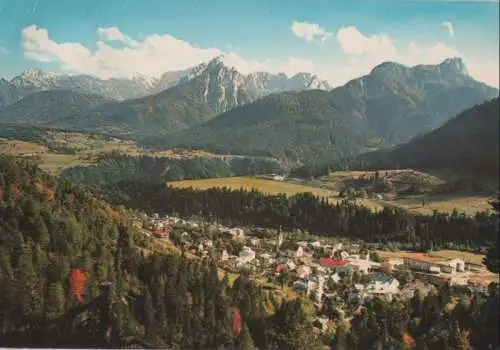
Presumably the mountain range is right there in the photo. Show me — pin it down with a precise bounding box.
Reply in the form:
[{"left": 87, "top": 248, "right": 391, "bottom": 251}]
[
  {"left": 142, "top": 58, "right": 498, "bottom": 163},
  {"left": 0, "top": 56, "right": 330, "bottom": 105},
  {"left": 0, "top": 57, "right": 331, "bottom": 135},
  {"left": 0, "top": 57, "right": 498, "bottom": 164}
]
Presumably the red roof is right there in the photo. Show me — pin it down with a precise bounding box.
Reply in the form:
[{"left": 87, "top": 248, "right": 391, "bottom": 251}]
[
  {"left": 276, "top": 264, "right": 288, "bottom": 273},
  {"left": 320, "top": 258, "right": 347, "bottom": 267}
]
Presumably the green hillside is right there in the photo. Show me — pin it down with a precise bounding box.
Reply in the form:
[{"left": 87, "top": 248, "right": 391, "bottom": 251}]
[
  {"left": 0, "top": 90, "right": 110, "bottom": 125},
  {"left": 143, "top": 59, "right": 498, "bottom": 163},
  {"left": 295, "top": 98, "right": 499, "bottom": 183}
]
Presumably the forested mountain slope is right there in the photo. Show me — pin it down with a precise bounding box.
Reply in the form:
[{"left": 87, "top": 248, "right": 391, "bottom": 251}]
[
  {"left": 145, "top": 58, "right": 498, "bottom": 163},
  {"left": 1, "top": 155, "right": 499, "bottom": 349},
  {"left": 60, "top": 152, "right": 287, "bottom": 186},
  {"left": 0, "top": 90, "right": 110, "bottom": 125},
  {"left": 0, "top": 155, "right": 325, "bottom": 349},
  {"left": 297, "top": 98, "right": 499, "bottom": 180}
]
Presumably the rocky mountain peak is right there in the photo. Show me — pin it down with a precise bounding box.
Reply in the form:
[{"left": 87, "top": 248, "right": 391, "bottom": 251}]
[
  {"left": 439, "top": 57, "right": 468, "bottom": 76},
  {"left": 369, "top": 61, "right": 409, "bottom": 78},
  {"left": 11, "top": 68, "right": 57, "bottom": 87}
]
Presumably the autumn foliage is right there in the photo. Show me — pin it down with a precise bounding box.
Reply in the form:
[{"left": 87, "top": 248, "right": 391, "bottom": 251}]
[
  {"left": 69, "top": 268, "right": 88, "bottom": 304},
  {"left": 231, "top": 307, "right": 242, "bottom": 336}
]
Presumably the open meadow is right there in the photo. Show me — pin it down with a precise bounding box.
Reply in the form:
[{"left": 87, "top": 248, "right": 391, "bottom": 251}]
[
  {"left": 0, "top": 139, "right": 91, "bottom": 173},
  {"left": 311, "top": 169, "right": 494, "bottom": 216},
  {"left": 170, "top": 172, "right": 494, "bottom": 216},
  {"left": 0, "top": 132, "right": 273, "bottom": 173},
  {"left": 170, "top": 176, "right": 333, "bottom": 195}
]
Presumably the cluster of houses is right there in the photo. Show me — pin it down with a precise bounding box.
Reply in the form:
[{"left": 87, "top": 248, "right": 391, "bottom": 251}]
[{"left": 140, "top": 213, "right": 492, "bottom": 324}]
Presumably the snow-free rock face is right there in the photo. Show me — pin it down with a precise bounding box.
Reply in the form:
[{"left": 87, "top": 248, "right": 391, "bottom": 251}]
[
  {"left": 1, "top": 56, "right": 331, "bottom": 106},
  {"left": 245, "top": 71, "right": 330, "bottom": 93}
]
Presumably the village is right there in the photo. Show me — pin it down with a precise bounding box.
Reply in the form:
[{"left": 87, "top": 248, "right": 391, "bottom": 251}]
[{"left": 139, "top": 212, "right": 494, "bottom": 330}]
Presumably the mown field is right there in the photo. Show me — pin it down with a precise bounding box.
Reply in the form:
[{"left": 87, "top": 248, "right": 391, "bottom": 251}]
[
  {"left": 170, "top": 173, "right": 493, "bottom": 216},
  {"left": 169, "top": 176, "right": 338, "bottom": 198},
  {"left": 312, "top": 169, "right": 493, "bottom": 216}
]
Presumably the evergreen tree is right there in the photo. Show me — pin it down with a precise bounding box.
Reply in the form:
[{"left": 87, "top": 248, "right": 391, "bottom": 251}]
[
  {"left": 238, "top": 322, "right": 256, "bottom": 350},
  {"left": 46, "top": 281, "right": 65, "bottom": 316}
]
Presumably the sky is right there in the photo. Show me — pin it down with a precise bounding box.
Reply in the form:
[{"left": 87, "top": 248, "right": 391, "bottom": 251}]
[{"left": 0, "top": 0, "right": 498, "bottom": 87}]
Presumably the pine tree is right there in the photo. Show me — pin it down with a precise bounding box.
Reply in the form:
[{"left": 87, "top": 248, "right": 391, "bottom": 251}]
[
  {"left": 449, "top": 321, "right": 472, "bottom": 350},
  {"left": 144, "top": 288, "right": 156, "bottom": 339},
  {"left": 46, "top": 281, "right": 65, "bottom": 315},
  {"left": 333, "top": 320, "right": 349, "bottom": 350},
  {"left": 238, "top": 322, "right": 256, "bottom": 350},
  {"left": 483, "top": 200, "right": 499, "bottom": 273}
]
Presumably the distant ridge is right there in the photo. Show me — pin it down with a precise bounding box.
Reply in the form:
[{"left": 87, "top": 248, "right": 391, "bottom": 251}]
[{"left": 142, "top": 58, "right": 498, "bottom": 163}]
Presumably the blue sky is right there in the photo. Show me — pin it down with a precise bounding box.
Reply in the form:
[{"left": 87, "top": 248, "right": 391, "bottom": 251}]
[{"left": 0, "top": 0, "right": 498, "bottom": 87}]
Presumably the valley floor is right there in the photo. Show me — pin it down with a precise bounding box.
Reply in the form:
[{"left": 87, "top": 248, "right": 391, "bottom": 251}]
[
  {"left": 170, "top": 173, "right": 495, "bottom": 216},
  {"left": 1, "top": 134, "right": 494, "bottom": 216}
]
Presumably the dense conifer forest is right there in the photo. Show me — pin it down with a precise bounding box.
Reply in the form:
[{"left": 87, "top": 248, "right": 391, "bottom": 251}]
[
  {"left": 103, "top": 181, "right": 498, "bottom": 252},
  {"left": 61, "top": 152, "right": 287, "bottom": 186},
  {"left": 1, "top": 155, "right": 499, "bottom": 349}
]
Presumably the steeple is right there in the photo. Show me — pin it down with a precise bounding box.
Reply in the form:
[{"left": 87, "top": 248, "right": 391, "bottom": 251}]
[{"left": 276, "top": 226, "right": 284, "bottom": 252}]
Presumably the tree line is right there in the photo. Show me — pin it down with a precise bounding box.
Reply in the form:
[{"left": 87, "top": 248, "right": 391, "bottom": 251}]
[
  {"left": 102, "top": 181, "right": 498, "bottom": 252},
  {"left": 61, "top": 152, "right": 287, "bottom": 186}
]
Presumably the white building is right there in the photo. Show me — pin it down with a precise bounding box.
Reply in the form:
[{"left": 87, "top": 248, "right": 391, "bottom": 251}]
[
  {"left": 202, "top": 239, "right": 213, "bottom": 248},
  {"left": 445, "top": 258, "right": 466, "bottom": 273},
  {"left": 249, "top": 238, "right": 261, "bottom": 248},
  {"left": 296, "top": 265, "right": 312, "bottom": 279},
  {"left": 340, "top": 251, "right": 350, "bottom": 259},
  {"left": 347, "top": 254, "right": 381, "bottom": 274},
  {"left": 309, "top": 241, "right": 322, "bottom": 248},
  {"left": 330, "top": 272, "right": 342, "bottom": 284},
  {"left": 259, "top": 253, "right": 273, "bottom": 260},
  {"left": 286, "top": 246, "right": 304, "bottom": 258},
  {"left": 228, "top": 227, "right": 245, "bottom": 239},
  {"left": 365, "top": 275, "right": 400, "bottom": 298},
  {"left": 219, "top": 249, "right": 229, "bottom": 262},
  {"left": 236, "top": 246, "right": 256, "bottom": 267},
  {"left": 403, "top": 258, "right": 440, "bottom": 273},
  {"left": 449, "top": 275, "right": 469, "bottom": 286},
  {"left": 271, "top": 173, "right": 286, "bottom": 181},
  {"left": 333, "top": 243, "right": 343, "bottom": 251},
  {"left": 387, "top": 258, "right": 404, "bottom": 269}
]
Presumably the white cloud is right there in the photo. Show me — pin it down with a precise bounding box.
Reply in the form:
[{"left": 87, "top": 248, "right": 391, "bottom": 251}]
[
  {"left": 291, "top": 21, "right": 332, "bottom": 42},
  {"left": 336, "top": 26, "right": 397, "bottom": 60},
  {"left": 441, "top": 21, "right": 455, "bottom": 37},
  {"left": 22, "top": 24, "right": 224, "bottom": 79},
  {"left": 96, "top": 26, "right": 140, "bottom": 47},
  {"left": 20, "top": 24, "right": 498, "bottom": 88}
]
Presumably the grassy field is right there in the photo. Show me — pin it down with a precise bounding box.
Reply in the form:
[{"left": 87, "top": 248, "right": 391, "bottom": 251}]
[
  {"left": 1, "top": 133, "right": 272, "bottom": 173},
  {"left": 312, "top": 169, "right": 494, "bottom": 216},
  {"left": 168, "top": 173, "right": 493, "bottom": 215},
  {"left": 169, "top": 176, "right": 338, "bottom": 198},
  {"left": 393, "top": 195, "right": 493, "bottom": 216},
  {"left": 0, "top": 139, "right": 90, "bottom": 173},
  {"left": 0, "top": 135, "right": 216, "bottom": 173}
]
